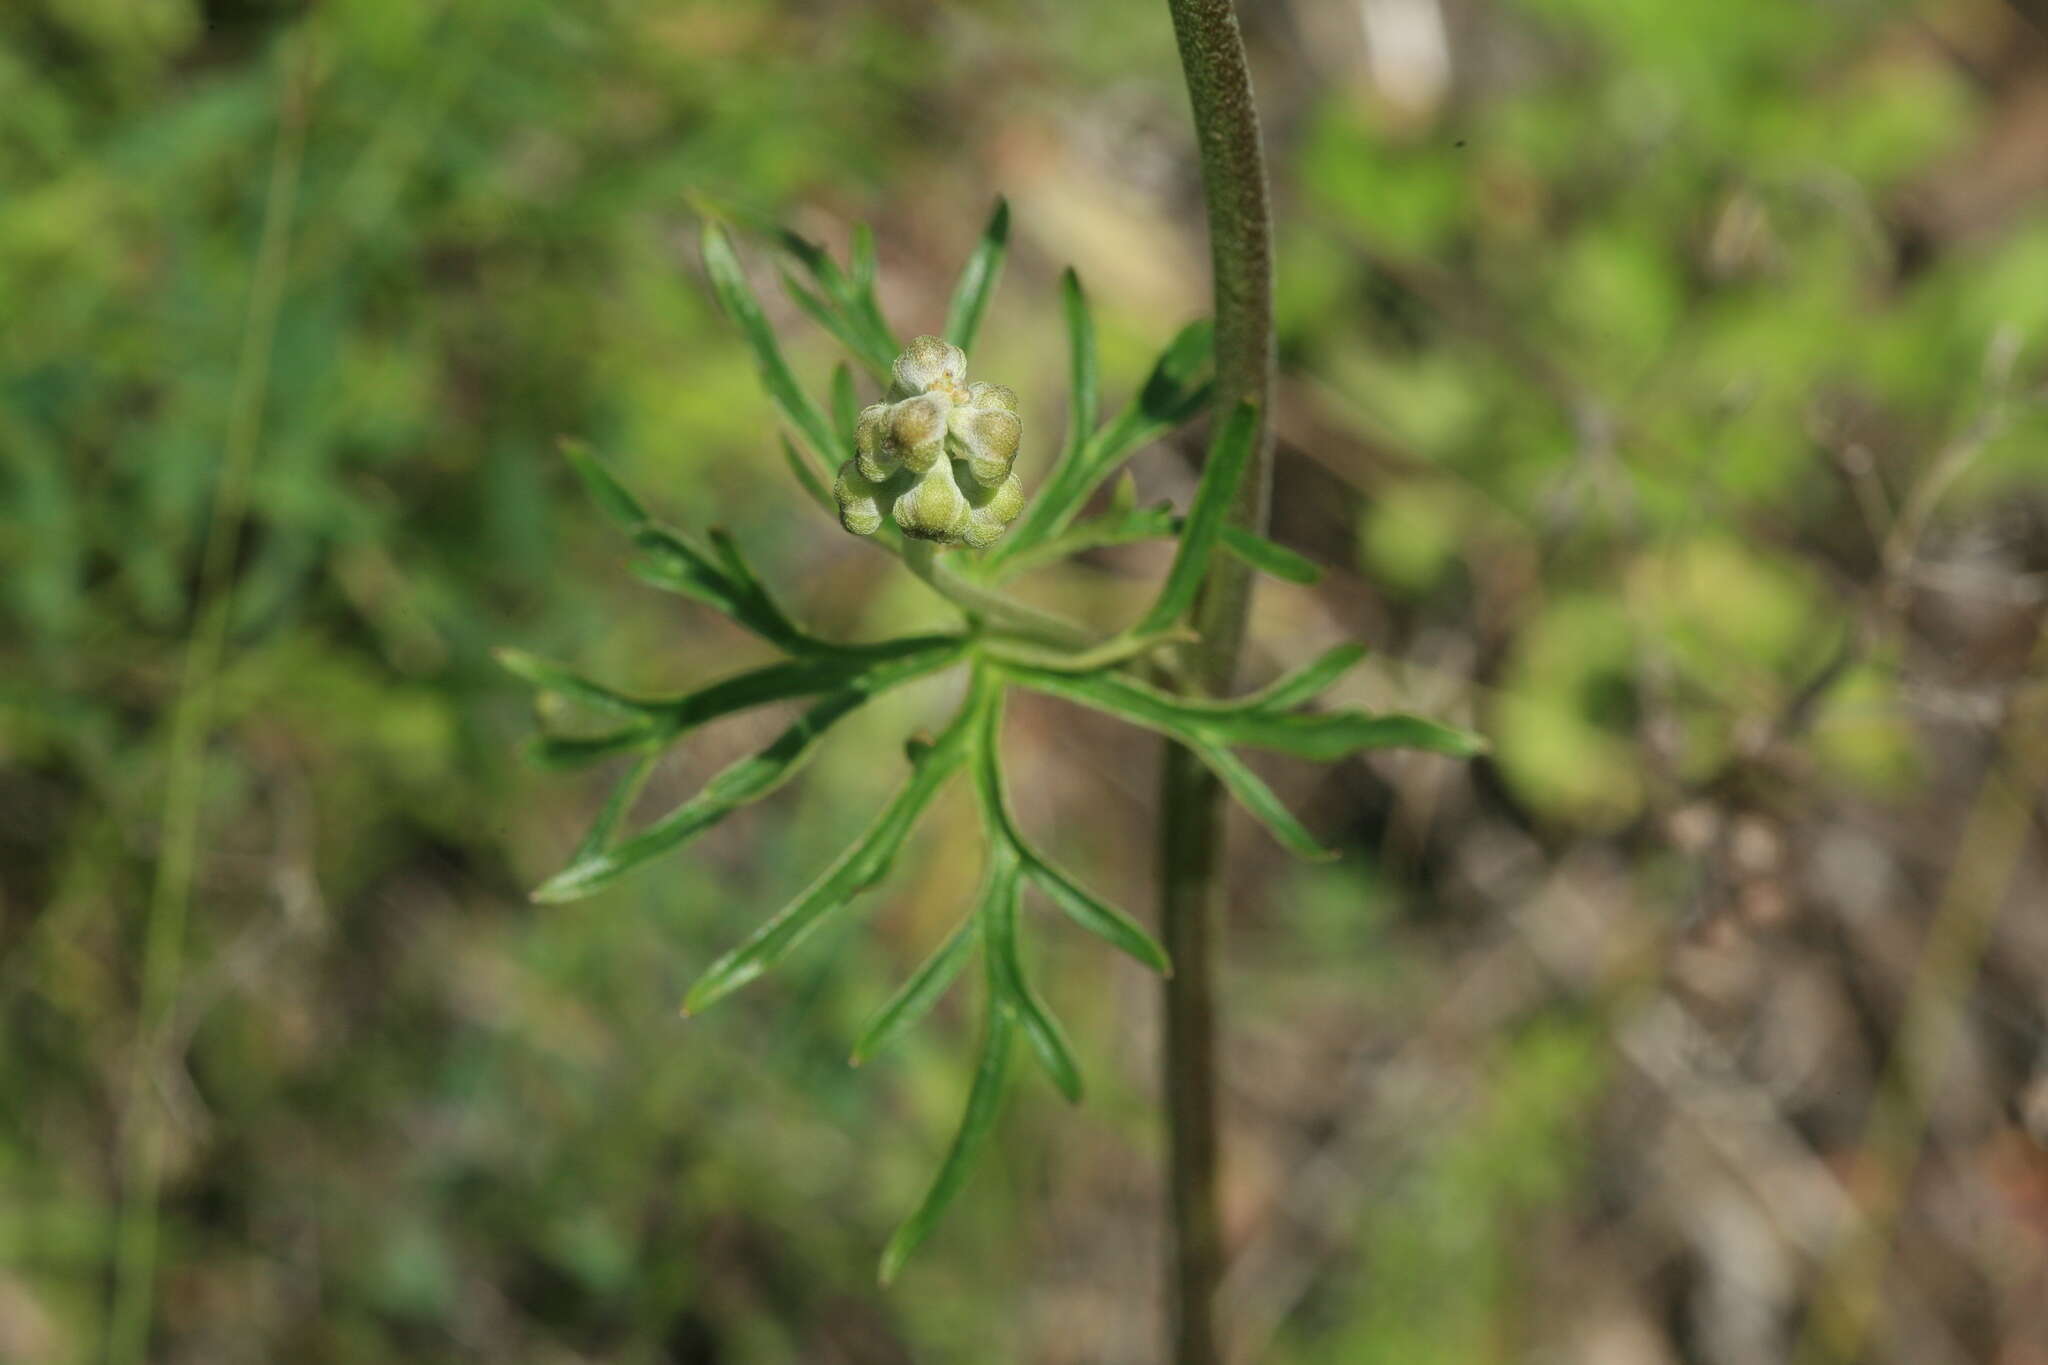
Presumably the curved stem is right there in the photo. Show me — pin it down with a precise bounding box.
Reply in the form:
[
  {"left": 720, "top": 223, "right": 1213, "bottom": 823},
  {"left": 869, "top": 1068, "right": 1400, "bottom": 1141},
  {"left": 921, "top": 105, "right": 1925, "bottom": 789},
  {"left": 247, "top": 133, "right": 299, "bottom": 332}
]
[
  {"left": 1159, "top": 1, "right": 1275, "bottom": 1362},
  {"left": 901, "top": 539, "right": 1094, "bottom": 650}
]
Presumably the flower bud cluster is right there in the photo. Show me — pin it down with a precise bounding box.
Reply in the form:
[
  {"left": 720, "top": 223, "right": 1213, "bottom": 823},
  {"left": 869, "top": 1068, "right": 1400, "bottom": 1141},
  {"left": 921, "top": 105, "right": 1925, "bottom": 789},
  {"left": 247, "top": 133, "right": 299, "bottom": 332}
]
[{"left": 833, "top": 336, "right": 1025, "bottom": 549}]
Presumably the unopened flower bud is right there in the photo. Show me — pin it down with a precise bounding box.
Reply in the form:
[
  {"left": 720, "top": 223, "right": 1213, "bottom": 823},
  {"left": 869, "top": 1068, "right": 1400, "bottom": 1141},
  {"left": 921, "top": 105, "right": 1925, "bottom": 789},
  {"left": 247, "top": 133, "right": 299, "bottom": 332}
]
[{"left": 832, "top": 337, "right": 1030, "bottom": 549}]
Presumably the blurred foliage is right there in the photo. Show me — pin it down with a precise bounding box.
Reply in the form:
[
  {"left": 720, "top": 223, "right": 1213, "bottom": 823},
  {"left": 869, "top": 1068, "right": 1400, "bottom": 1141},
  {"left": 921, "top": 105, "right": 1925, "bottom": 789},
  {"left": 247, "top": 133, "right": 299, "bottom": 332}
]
[{"left": 4, "top": 0, "right": 2046, "bottom": 1358}]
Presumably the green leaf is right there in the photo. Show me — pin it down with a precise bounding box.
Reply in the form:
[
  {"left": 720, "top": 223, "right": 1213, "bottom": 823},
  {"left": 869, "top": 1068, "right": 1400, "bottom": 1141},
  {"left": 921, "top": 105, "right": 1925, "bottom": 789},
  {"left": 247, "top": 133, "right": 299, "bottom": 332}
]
[
  {"left": 991, "top": 503, "right": 1317, "bottom": 587},
  {"left": 980, "top": 842, "right": 1083, "bottom": 1102},
  {"left": 1021, "top": 859, "right": 1170, "bottom": 974},
  {"left": 985, "top": 318, "right": 1215, "bottom": 565},
  {"left": 535, "top": 644, "right": 963, "bottom": 901},
  {"left": 1204, "top": 709, "right": 1486, "bottom": 761},
  {"left": 495, "top": 648, "right": 664, "bottom": 720},
  {"left": 850, "top": 916, "right": 982, "bottom": 1066},
  {"left": 878, "top": 982, "right": 1014, "bottom": 1285},
  {"left": 527, "top": 726, "right": 658, "bottom": 770},
  {"left": 968, "top": 689, "right": 1168, "bottom": 973},
  {"left": 1061, "top": 268, "right": 1099, "bottom": 458},
  {"left": 782, "top": 433, "right": 835, "bottom": 512},
  {"left": 534, "top": 690, "right": 868, "bottom": 903},
  {"left": 776, "top": 227, "right": 900, "bottom": 367},
  {"left": 1192, "top": 741, "right": 1336, "bottom": 860},
  {"left": 629, "top": 525, "right": 812, "bottom": 650},
  {"left": 780, "top": 266, "right": 896, "bottom": 380},
  {"left": 680, "top": 701, "right": 976, "bottom": 1013},
  {"left": 701, "top": 221, "right": 841, "bottom": 475},
  {"left": 559, "top": 438, "right": 648, "bottom": 529},
  {"left": 943, "top": 197, "right": 1009, "bottom": 355},
  {"left": 831, "top": 363, "right": 860, "bottom": 452},
  {"left": 1136, "top": 401, "right": 1259, "bottom": 636},
  {"left": 1221, "top": 526, "right": 1318, "bottom": 584},
  {"left": 1245, "top": 644, "right": 1368, "bottom": 712},
  {"left": 569, "top": 749, "right": 661, "bottom": 864}
]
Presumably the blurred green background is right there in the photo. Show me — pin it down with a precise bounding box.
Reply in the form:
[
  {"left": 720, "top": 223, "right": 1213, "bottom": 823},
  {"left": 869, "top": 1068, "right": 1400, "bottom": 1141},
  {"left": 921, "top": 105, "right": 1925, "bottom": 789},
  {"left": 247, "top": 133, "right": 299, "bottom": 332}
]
[{"left": 7, "top": 0, "right": 2048, "bottom": 1360}]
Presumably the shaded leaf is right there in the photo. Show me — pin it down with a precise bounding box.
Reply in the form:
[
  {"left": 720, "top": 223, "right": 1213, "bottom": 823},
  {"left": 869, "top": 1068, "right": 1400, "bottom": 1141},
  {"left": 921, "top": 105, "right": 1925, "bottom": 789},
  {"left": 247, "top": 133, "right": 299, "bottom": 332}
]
[
  {"left": 569, "top": 749, "right": 660, "bottom": 864},
  {"left": 495, "top": 648, "right": 664, "bottom": 720},
  {"left": 1062, "top": 268, "right": 1099, "bottom": 458}
]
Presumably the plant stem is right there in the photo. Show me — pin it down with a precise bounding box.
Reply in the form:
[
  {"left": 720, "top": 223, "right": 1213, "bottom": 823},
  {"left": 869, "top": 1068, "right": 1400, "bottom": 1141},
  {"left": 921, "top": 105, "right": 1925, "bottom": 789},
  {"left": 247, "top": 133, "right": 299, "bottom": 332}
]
[
  {"left": 900, "top": 539, "right": 1093, "bottom": 650},
  {"left": 1159, "top": 1, "right": 1275, "bottom": 1362}
]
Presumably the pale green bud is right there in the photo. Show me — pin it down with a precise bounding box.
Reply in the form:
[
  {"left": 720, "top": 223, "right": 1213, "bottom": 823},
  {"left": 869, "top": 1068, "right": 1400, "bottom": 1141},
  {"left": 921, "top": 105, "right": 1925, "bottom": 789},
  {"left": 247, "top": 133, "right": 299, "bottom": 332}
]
[
  {"left": 891, "top": 393, "right": 951, "bottom": 474},
  {"left": 833, "top": 460, "right": 888, "bottom": 537},
  {"left": 854, "top": 403, "right": 897, "bottom": 482},
  {"left": 891, "top": 335, "right": 968, "bottom": 400},
  {"left": 961, "top": 469, "right": 1025, "bottom": 549},
  {"left": 832, "top": 339, "right": 1030, "bottom": 548},
  {"left": 893, "top": 461, "right": 972, "bottom": 543}
]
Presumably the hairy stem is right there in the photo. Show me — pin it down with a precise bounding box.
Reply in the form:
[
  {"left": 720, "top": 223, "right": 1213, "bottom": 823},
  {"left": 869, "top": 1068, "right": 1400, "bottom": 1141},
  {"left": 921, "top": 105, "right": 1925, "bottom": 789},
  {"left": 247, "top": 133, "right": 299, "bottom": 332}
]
[{"left": 1159, "top": 1, "right": 1275, "bottom": 1362}]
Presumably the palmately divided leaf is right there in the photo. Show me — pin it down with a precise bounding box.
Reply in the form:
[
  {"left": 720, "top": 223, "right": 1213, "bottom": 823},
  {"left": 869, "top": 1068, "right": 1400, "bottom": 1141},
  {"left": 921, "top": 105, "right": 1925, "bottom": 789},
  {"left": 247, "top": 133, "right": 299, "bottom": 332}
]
[
  {"left": 878, "top": 976, "right": 1014, "bottom": 1286},
  {"left": 942, "top": 198, "right": 1009, "bottom": 356},
  {"left": 851, "top": 915, "right": 982, "bottom": 1066},
  {"left": 680, "top": 697, "right": 978, "bottom": 1014}
]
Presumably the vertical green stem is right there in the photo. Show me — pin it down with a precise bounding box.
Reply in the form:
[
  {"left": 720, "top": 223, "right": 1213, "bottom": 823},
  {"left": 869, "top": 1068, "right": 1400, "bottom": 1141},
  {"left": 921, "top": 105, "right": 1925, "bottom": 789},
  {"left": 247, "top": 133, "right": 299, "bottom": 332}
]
[
  {"left": 107, "top": 35, "right": 310, "bottom": 1365},
  {"left": 1160, "top": 1, "right": 1275, "bottom": 1361}
]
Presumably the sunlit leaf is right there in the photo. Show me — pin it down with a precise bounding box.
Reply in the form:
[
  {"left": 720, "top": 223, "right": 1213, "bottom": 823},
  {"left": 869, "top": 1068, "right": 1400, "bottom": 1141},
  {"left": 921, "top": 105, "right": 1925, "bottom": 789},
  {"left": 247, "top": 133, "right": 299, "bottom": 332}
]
[
  {"left": 701, "top": 221, "right": 840, "bottom": 476},
  {"left": 681, "top": 700, "right": 976, "bottom": 1013},
  {"left": 943, "top": 198, "right": 1009, "bottom": 355}
]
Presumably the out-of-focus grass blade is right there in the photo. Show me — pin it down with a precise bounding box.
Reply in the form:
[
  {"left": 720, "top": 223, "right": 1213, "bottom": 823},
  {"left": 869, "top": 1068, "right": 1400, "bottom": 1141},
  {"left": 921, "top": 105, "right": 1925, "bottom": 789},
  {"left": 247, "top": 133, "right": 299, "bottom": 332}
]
[
  {"left": 850, "top": 915, "right": 982, "bottom": 1066},
  {"left": 878, "top": 984, "right": 1015, "bottom": 1285},
  {"left": 942, "top": 198, "right": 1009, "bottom": 355},
  {"left": 681, "top": 706, "right": 974, "bottom": 1013},
  {"left": 1135, "top": 400, "right": 1258, "bottom": 636},
  {"left": 559, "top": 437, "right": 648, "bottom": 529},
  {"left": 1193, "top": 741, "right": 1335, "bottom": 861},
  {"left": 851, "top": 223, "right": 877, "bottom": 291},
  {"left": 701, "top": 221, "right": 840, "bottom": 479},
  {"left": 980, "top": 842, "right": 1082, "bottom": 1102}
]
